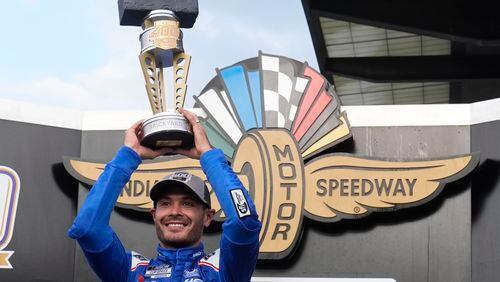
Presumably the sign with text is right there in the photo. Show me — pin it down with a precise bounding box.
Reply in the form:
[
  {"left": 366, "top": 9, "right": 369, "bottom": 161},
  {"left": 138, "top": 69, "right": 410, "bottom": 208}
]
[{"left": 64, "top": 53, "right": 479, "bottom": 260}]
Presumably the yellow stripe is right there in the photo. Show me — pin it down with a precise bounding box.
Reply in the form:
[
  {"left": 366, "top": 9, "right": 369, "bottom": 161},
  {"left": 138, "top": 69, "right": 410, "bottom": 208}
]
[{"left": 302, "top": 115, "right": 351, "bottom": 158}]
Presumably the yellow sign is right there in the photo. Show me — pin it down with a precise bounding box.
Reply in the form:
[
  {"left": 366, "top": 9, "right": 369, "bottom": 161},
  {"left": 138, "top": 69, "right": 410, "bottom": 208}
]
[
  {"left": 64, "top": 53, "right": 479, "bottom": 260},
  {"left": 149, "top": 20, "right": 179, "bottom": 50},
  {"left": 64, "top": 129, "right": 477, "bottom": 260}
]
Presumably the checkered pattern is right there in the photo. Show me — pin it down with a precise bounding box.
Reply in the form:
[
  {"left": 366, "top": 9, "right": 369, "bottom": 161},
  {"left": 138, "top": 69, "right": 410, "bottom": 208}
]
[
  {"left": 260, "top": 53, "right": 310, "bottom": 130},
  {"left": 194, "top": 52, "right": 350, "bottom": 159}
]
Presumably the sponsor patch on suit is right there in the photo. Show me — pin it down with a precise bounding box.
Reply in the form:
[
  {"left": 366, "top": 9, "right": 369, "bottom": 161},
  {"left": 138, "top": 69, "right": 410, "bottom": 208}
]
[
  {"left": 230, "top": 189, "right": 251, "bottom": 218},
  {"left": 145, "top": 264, "right": 172, "bottom": 278}
]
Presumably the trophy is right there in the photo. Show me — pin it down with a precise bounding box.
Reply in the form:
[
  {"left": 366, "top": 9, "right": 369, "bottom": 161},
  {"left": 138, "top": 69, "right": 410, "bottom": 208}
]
[{"left": 119, "top": 0, "right": 200, "bottom": 149}]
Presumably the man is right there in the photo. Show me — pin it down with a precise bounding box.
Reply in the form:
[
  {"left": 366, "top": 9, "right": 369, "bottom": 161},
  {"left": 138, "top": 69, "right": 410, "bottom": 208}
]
[{"left": 68, "top": 109, "right": 262, "bottom": 281}]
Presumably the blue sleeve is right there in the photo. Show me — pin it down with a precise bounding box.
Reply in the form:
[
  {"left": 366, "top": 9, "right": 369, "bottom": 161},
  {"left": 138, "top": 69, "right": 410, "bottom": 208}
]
[
  {"left": 67, "top": 146, "right": 141, "bottom": 282},
  {"left": 81, "top": 234, "right": 132, "bottom": 282},
  {"left": 200, "top": 148, "right": 262, "bottom": 281}
]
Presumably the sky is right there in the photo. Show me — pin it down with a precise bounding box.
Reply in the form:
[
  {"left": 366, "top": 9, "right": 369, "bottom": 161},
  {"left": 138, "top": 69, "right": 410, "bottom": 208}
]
[{"left": 0, "top": 0, "right": 318, "bottom": 111}]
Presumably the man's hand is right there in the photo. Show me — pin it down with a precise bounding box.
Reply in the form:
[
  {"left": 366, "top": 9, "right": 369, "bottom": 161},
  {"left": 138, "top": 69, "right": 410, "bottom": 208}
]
[
  {"left": 124, "top": 120, "right": 172, "bottom": 159},
  {"left": 172, "top": 108, "right": 213, "bottom": 159}
]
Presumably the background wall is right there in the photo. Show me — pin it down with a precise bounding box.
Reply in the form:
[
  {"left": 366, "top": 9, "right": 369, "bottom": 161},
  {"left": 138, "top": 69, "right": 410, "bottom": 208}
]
[
  {"left": 73, "top": 130, "right": 228, "bottom": 281},
  {"left": 0, "top": 100, "right": 498, "bottom": 282},
  {"left": 255, "top": 126, "right": 471, "bottom": 281},
  {"left": 0, "top": 119, "right": 81, "bottom": 282},
  {"left": 471, "top": 120, "right": 500, "bottom": 282},
  {"left": 72, "top": 126, "right": 471, "bottom": 282}
]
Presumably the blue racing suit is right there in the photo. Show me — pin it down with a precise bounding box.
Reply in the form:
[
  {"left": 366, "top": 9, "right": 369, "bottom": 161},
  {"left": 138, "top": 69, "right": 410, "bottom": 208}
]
[{"left": 68, "top": 146, "right": 262, "bottom": 281}]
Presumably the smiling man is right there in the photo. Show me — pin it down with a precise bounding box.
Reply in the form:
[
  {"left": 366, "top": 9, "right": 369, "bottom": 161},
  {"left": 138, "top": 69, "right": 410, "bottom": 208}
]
[
  {"left": 150, "top": 175, "right": 213, "bottom": 250},
  {"left": 68, "top": 109, "right": 262, "bottom": 281}
]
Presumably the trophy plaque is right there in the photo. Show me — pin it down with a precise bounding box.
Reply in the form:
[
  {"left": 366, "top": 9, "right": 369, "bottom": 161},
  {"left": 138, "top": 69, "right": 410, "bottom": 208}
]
[{"left": 119, "top": 0, "right": 199, "bottom": 150}]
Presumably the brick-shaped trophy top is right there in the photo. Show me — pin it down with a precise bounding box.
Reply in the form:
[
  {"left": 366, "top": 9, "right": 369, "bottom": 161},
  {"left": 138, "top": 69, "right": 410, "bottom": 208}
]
[{"left": 118, "top": 0, "right": 198, "bottom": 28}]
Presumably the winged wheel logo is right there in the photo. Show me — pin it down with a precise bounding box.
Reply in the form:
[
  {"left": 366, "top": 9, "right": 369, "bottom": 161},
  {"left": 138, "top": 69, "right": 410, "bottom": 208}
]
[{"left": 64, "top": 53, "right": 479, "bottom": 260}]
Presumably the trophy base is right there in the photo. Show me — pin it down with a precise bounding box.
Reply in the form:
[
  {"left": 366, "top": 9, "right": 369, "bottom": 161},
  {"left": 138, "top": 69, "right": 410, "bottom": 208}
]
[{"left": 140, "top": 111, "right": 194, "bottom": 150}]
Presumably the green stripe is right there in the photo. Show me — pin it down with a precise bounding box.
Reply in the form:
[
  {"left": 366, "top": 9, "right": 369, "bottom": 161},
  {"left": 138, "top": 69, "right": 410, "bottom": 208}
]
[{"left": 203, "top": 121, "right": 235, "bottom": 158}]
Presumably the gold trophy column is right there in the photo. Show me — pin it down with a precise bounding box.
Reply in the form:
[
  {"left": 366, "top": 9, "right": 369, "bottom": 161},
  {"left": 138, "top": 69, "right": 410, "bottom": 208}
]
[
  {"left": 173, "top": 52, "right": 191, "bottom": 112},
  {"left": 138, "top": 10, "right": 194, "bottom": 149}
]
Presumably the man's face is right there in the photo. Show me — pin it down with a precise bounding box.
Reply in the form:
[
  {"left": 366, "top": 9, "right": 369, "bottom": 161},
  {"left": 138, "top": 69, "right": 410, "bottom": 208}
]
[{"left": 150, "top": 186, "right": 215, "bottom": 249}]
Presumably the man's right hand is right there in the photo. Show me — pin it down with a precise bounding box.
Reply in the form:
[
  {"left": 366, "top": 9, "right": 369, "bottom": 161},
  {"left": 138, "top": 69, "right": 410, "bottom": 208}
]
[
  {"left": 124, "top": 120, "right": 172, "bottom": 159},
  {"left": 171, "top": 108, "right": 213, "bottom": 159}
]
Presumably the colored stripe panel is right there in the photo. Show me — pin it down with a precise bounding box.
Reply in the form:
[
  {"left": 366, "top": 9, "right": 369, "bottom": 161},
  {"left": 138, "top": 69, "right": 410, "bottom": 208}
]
[
  {"left": 294, "top": 90, "right": 332, "bottom": 141},
  {"left": 219, "top": 90, "right": 241, "bottom": 128},
  {"left": 302, "top": 115, "right": 351, "bottom": 158},
  {"left": 203, "top": 120, "right": 235, "bottom": 158},
  {"left": 220, "top": 66, "right": 258, "bottom": 130},
  {"left": 247, "top": 71, "right": 262, "bottom": 127},
  {"left": 292, "top": 66, "right": 325, "bottom": 133},
  {"left": 197, "top": 89, "right": 243, "bottom": 145}
]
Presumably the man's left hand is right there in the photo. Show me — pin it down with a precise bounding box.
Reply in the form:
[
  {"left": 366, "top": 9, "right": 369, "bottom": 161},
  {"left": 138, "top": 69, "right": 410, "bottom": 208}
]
[{"left": 172, "top": 108, "right": 213, "bottom": 159}]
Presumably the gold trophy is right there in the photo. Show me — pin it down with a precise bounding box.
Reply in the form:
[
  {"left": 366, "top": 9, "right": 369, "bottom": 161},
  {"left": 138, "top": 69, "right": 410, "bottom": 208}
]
[{"left": 138, "top": 10, "right": 195, "bottom": 149}]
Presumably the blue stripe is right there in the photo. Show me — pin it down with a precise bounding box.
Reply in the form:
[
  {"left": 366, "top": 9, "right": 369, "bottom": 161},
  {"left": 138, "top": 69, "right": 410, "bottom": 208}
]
[
  {"left": 220, "top": 66, "right": 257, "bottom": 130},
  {"left": 247, "top": 71, "right": 262, "bottom": 127}
]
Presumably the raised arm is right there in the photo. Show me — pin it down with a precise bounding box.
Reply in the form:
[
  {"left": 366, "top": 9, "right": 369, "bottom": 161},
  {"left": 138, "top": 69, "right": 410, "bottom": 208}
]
[
  {"left": 178, "top": 109, "right": 262, "bottom": 281},
  {"left": 201, "top": 148, "right": 262, "bottom": 281},
  {"left": 67, "top": 121, "right": 168, "bottom": 281}
]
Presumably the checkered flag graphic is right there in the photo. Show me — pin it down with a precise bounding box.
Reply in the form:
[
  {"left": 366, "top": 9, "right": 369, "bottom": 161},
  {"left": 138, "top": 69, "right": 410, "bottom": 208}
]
[{"left": 260, "top": 53, "right": 310, "bottom": 129}]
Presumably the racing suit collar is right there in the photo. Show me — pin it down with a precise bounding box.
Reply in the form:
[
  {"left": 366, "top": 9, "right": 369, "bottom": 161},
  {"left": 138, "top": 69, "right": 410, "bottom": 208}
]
[{"left": 156, "top": 243, "right": 205, "bottom": 264}]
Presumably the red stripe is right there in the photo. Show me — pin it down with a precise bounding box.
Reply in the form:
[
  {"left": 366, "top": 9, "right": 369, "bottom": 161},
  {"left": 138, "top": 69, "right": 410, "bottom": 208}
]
[
  {"left": 198, "top": 261, "right": 219, "bottom": 271},
  {"left": 131, "top": 262, "right": 149, "bottom": 271},
  {"left": 294, "top": 90, "right": 332, "bottom": 141},
  {"left": 292, "top": 66, "right": 324, "bottom": 133}
]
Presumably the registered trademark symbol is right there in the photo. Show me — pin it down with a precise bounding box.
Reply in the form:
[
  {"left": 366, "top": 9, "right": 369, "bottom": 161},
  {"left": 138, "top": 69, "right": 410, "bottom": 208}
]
[{"left": 354, "top": 207, "right": 360, "bottom": 213}]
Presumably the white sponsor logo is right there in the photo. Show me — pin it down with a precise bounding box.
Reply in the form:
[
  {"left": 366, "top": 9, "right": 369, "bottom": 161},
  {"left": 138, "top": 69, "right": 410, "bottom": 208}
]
[
  {"left": 145, "top": 264, "right": 172, "bottom": 278},
  {"left": 130, "top": 251, "right": 149, "bottom": 271},
  {"left": 170, "top": 172, "right": 192, "bottom": 183},
  {"left": 184, "top": 279, "right": 203, "bottom": 282},
  {"left": 230, "top": 189, "right": 251, "bottom": 218}
]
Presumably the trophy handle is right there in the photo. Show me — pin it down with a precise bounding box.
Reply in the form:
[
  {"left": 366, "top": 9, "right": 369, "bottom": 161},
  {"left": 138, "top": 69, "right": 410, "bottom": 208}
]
[
  {"left": 173, "top": 52, "right": 191, "bottom": 111},
  {"left": 139, "top": 52, "right": 166, "bottom": 114}
]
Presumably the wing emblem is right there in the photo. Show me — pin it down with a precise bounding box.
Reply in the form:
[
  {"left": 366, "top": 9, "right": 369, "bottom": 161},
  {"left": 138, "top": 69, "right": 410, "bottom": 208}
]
[{"left": 304, "top": 154, "right": 479, "bottom": 222}]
